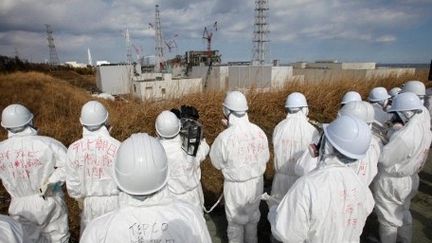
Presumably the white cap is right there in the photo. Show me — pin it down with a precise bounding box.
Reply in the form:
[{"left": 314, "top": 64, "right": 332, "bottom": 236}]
[
  {"left": 285, "top": 92, "right": 308, "bottom": 108},
  {"left": 113, "top": 133, "right": 169, "bottom": 195},
  {"left": 155, "top": 111, "right": 181, "bottom": 138},
  {"left": 368, "top": 87, "right": 391, "bottom": 102},
  {"left": 80, "top": 101, "right": 108, "bottom": 127},
  {"left": 1, "top": 104, "right": 34, "bottom": 129},
  {"left": 341, "top": 91, "right": 361, "bottom": 105},
  {"left": 223, "top": 91, "right": 248, "bottom": 112},
  {"left": 323, "top": 115, "right": 372, "bottom": 160},
  {"left": 387, "top": 92, "right": 423, "bottom": 112}
]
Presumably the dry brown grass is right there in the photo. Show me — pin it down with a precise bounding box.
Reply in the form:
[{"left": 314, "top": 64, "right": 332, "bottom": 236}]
[{"left": 0, "top": 70, "right": 429, "bottom": 242}]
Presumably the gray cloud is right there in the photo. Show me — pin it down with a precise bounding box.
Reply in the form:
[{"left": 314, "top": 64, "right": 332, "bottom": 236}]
[{"left": 0, "top": 0, "right": 431, "bottom": 63}]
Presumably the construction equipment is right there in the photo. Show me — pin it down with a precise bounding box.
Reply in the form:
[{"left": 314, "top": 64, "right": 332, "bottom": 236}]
[{"left": 202, "top": 21, "right": 218, "bottom": 64}]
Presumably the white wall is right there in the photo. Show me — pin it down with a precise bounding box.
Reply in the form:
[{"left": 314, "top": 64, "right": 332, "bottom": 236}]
[
  {"left": 132, "top": 78, "right": 202, "bottom": 100},
  {"left": 96, "top": 65, "right": 133, "bottom": 95}
]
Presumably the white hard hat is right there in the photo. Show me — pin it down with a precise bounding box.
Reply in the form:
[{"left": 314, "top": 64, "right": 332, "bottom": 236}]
[
  {"left": 285, "top": 92, "right": 308, "bottom": 108},
  {"left": 338, "top": 101, "right": 375, "bottom": 124},
  {"left": 387, "top": 92, "right": 423, "bottom": 112},
  {"left": 368, "top": 87, "right": 391, "bottom": 102},
  {"left": 223, "top": 91, "right": 248, "bottom": 112},
  {"left": 401, "top": 80, "right": 426, "bottom": 96},
  {"left": 1, "top": 104, "right": 34, "bottom": 129},
  {"left": 155, "top": 111, "right": 181, "bottom": 138},
  {"left": 323, "top": 115, "right": 371, "bottom": 160},
  {"left": 341, "top": 91, "right": 361, "bottom": 105},
  {"left": 113, "top": 133, "right": 168, "bottom": 196},
  {"left": 80, "top": 101, "right": 108, "bottom": 127},
  {"left": 389, "top": 87, "right": 402, "bottom": 98}
]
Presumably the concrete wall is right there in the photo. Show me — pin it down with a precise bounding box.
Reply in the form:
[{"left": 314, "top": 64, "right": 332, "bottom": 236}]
[
  {"left": 271, "top": 66, "right": 294, "bottom": 88},
  {"left": 305, "top": 62, "right": 376, "bottom": 70},
  {"left": 96, "top": 65, "right": 133, "bottom": 95},
  {"left": 293, "top": 68, "right": 416, "bottom": 83},
  {"left": 189, "top": 66, "right": 228, "bottom": 91},
  {"left": 132, "top": 78, "right": 202, "bottom": 100},
  {"left": 190, "top": 65, "right": 293, "bottom": 90}
]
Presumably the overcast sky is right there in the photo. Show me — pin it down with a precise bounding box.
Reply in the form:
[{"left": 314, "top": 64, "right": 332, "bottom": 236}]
[{"left": 1, "top": 0, "right": 431, "bottom": 64}]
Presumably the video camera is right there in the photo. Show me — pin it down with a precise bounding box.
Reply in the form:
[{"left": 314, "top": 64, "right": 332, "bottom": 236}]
[{"left": 171, "top": 105, "right": 203, "bottom": 157}]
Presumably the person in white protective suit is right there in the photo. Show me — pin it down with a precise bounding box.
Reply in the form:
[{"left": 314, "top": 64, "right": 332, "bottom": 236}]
[
  {"left": 368, "top": 87, "right": 392, "bottom": 126},
  {"left": 268, "top": 115, "right": 375, "bottom": 243},
  {"left": 270, "top": 92, "right": 319, "bottom": 205},
  {"left": 155, "top": 110, "right": 209, "bottom": 209},
  {"left": 80, "top": 133, "right": 212, "bottom": 243},
  {"left": 338, "top": 101, "right": 382, "bottom": 185},
  {"left": 0, "top": 104, "right": 70, "bottom": 242},
  {"left": 341, "top": 91, "right": 362, "bottom": 107},
  {"left": 210, "top": 90, "right": 270, "bottom": 243},
  {"left": 0, "top": 214, "right": 27, "bottom": 243},
  {"left": 372, "top": 92, "right": 432, "bottom": 243},
  {"left": 400, "top": 80, "right": 431, "bottom": 131},
  {"left": 66, "top": 101, "right": 120, "bottom": 233}
]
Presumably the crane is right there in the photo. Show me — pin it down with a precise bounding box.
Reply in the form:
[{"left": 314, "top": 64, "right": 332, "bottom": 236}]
[
  {"left": 202, "top": 21, "right": 218, "bottom": 60},
  {"left": 165, "top": 34, "right": 178, "bottom": 53}
]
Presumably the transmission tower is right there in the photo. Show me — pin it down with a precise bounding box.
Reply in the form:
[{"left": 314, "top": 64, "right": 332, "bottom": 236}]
[
  {"left": 124, "top": 28, "right": 132, "bottom": 65},
  {"left": 45, "top": 24, "right": 60, "bottom": 65},
  {"left": 251, "top": 0, "right": 270, "bottom": 65},
  {"left": 154, "top": 4, "right": 164, "bottom": 72}
]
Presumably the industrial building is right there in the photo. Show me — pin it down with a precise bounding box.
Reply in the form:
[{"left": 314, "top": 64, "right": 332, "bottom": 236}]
[
  {"left": 293, "top": 61, "right": 416, "bottom": 82},
  {"left": 96, "top": 64, "right": 203, "bottom": 100},
  {"left": 189, "top": 65, "right": 295, "bottom": 91}
]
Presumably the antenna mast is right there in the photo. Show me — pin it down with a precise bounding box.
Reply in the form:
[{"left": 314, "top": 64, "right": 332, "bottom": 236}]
[
  {"left": 154, "top": 4, "right": 164, "bottom": 72},
  {"left": 251, "top": 0, "right": 270, "bottom": 65},
  {"left": 125, "top": 28, "right": 132, "bottom": 65},
  {"left": 45, "top": 24, "right": 60, "bottom": 65}
]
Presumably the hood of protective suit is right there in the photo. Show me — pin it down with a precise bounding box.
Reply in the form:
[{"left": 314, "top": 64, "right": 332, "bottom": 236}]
[
  {"left": 7, "top": 126, "right": 37, "bottom": 138},
  {"left": 82, "top": 126, "right": 110, "bottom": 137}
]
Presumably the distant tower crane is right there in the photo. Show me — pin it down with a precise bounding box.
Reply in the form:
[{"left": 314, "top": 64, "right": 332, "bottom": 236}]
[
  {"left": 45, "top": 24, "right": 60, "bottom": 65},
  {"left": 202, "top": 21, "right": 218, "bottom": 62}
]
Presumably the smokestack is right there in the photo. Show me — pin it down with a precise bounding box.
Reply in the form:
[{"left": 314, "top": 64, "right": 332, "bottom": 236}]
[{"left": 428, "top": 59, "right": 432, "bottom": 81}]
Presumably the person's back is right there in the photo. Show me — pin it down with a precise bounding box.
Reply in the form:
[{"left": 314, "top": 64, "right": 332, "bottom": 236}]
[
  {"left": 269, "top": 115, "right": 374, "bottom": 243},
  {"left": 81, "top": 133, "right": 211, "bottom": 243},
  {"left": 272, "top": 158, "right": 374, "bottom": 242},
  {"left": 373, "top": 92, "right": 432, "bottom": 242},
  {"left": 210, "top": 91, "right": 269, "bottom": 243},
  {"left": 211, "top": 114, "right": 269, "bottom": 181},
  {"left": 66, "top": 101, "right": 121, "bottom": 232},
  {"left": 0, "top": 104, "right": 69, "bottom": 242},
  {"left": 272, "top": 92, "right": 319, "bottom": 203},
  {"left": 81, "top": 191, "right": 211, "bottom": 243}
]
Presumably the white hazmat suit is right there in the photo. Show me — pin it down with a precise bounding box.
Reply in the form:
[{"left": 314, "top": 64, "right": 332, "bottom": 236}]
[
  {"left": 80, "top": 189, "right": 212, "bottom": 243},
  {"left": 269, "top": 156, "right": 375, "bottom": 243},
  {"left": 0, "top": 214, "right": 27, "bottom": 243},
  {"left": 372, "top": 103, "right": 391, "bottom": 126},
  {"left": 271, "top": 111, "right": 319, "bottom": 202},
  {"left": 66, "top": 126, "right": 121, "bottom": 232},
  {"left": 210, "top": 113, "right": 270, "bottom": 243},
  {"left": 348, "top": 135, "right": 382, "bottom": 186},
  {"left": 160, "top": 135, "right": 209, "bottom": 209},
  {"left": 373, "top": 113, "right": 432, "bottom": 243},
  {"left": 0, "top": 127, "right": 69, "bottom": 242}
]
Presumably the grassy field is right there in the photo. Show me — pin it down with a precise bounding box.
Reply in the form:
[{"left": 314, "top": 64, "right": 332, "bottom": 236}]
[{"left": 0, "top": 70, "right": 429, "bottom": 242}]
